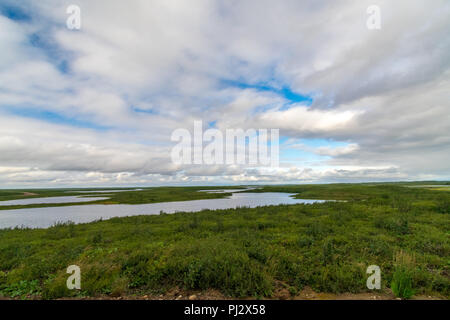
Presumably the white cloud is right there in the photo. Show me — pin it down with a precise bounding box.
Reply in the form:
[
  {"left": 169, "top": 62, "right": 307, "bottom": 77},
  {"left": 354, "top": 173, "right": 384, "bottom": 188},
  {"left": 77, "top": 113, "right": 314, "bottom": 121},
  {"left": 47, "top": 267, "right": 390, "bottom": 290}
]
[{"left": 315, "top": 144, "right": 359, "bottom": 157}]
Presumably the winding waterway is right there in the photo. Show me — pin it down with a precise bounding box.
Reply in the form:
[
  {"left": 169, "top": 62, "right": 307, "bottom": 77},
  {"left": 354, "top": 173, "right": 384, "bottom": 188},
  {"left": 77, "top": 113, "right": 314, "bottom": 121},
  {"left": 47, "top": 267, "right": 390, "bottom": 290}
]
[{"left": 0, "top": 192, "right": 326, "bottom": 229}]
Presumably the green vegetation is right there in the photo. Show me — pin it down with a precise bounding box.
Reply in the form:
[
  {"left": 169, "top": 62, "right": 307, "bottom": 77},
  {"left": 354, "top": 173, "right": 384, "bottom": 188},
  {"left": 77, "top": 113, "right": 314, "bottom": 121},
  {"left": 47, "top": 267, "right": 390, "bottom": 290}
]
[
  {"left": 390, "top": 250, "right": 416, "bottom": 299},
  {"left": 0, "top": 183, "right": 448, "bottom": 299},
  {"left": 391, "top": 267, "right": 415, "bottom": 299}
]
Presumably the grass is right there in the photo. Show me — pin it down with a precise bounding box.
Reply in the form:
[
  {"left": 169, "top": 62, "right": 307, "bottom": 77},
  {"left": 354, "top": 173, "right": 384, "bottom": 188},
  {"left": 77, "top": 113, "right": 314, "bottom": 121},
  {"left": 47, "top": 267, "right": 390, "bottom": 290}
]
[
  {"left": 0, "top": 183, "right": 448, "bottom": 299},
  {"left": 391, "top": 267, "right": 415, "bottom": 299},
  {"left": 389, "top": 250, "right": 416, "bottom": 299}
]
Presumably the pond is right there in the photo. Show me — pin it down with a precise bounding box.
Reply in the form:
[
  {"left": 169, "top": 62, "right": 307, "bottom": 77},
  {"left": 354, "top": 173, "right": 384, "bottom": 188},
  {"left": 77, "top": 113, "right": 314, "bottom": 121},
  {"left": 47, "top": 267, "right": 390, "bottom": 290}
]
[{"left": 0, "top": 192, "right": 326, "bottom": 229}]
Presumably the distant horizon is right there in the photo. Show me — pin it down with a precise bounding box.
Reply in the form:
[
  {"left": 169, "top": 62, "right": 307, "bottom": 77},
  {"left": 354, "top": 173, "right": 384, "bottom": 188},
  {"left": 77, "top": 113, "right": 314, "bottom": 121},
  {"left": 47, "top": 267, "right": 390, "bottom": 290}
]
[{"left": 1, "top": 179, "right": 449, "bottom": 190}]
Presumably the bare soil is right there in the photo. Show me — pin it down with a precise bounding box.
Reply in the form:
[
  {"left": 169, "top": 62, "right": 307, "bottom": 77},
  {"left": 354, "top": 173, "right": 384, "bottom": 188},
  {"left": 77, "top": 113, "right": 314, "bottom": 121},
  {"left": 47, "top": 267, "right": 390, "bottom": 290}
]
[
  {"left": 50, "top": 286, "right": 443, "bottom": 300},
  {"left": 22, "top": 192, "right": 38, "bottom": 196}
]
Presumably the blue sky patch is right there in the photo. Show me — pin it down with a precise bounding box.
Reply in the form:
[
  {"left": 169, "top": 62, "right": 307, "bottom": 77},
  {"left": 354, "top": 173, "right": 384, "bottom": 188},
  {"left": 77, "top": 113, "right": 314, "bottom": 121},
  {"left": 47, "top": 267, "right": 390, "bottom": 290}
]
[
  {"left": 131, "top": 106, "right": 158, "bottom": 115},
  {"left": 280, "top": 137, "right": 352, "bottom": 164},
  {"left": 29, "top": 33, "right": 71, "bottom": 74},
  {"left": 5, "top": 107, "right": 110, "bottom": 131},
  {"left": 1, "top": 4, "right": 31, "bottom": 22},
  {"left": 299, "top": 138, "right": 350, "bottom": 149},
  {"left": 221, "top": 79, "right": 313, "bottom": 105}
]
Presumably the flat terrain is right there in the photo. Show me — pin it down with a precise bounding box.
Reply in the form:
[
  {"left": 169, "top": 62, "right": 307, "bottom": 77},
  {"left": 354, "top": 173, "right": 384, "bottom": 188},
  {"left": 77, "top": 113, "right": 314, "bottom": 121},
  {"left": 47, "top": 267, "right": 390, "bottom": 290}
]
[
  {"left": 0, "top": 183, "right": 448, "bottom": 299},
  {"left": 0, "top": 186, "right": 242, "bottom": 210}
]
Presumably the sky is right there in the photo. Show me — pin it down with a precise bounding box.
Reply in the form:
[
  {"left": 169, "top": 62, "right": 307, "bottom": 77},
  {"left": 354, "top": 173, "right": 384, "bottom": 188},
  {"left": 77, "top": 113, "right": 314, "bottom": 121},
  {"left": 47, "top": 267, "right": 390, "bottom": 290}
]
[{"left": 0, "top": 0, "right": 449, "bottom": 187}]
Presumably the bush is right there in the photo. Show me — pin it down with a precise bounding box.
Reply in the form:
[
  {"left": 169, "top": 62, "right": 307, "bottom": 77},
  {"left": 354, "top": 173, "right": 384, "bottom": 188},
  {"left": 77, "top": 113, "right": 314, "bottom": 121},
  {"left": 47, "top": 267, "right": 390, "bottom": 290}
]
[
  {"left": 391, "top": 267, "right": 415, "bottom": 299},
  {"left": 306, "top": 221, "right": 330, "bottom": 239},
  {"left": 374, "top": 216, "right": 409, "bottom": 235},
  {"left": 435, "top": 199, "right": 450, "bottom": 213},
  {"left": 42, "top": 274, "right": 72, "bottom": 299},
  {"left": 0, "top": 279, "right": 41, "bottom": 298},
  {"left": 159, "top": 242, "right": 273, "bottom": 297},
  {"left": 91, "top": 232, "right": 103, "bottom": 244},
  {"left": 321, "top": 239, "right": 335, "bottom": 265},
  {"left": 391, "top": 251, "right": 416, "bottom": 299},
  {"left": 297, "top": 235, "right": 314, "bottom": 248}
]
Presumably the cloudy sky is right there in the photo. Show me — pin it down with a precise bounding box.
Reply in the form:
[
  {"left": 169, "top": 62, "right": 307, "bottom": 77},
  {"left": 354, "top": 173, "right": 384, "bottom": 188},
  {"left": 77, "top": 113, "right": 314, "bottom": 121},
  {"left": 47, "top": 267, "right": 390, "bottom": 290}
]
[{"left": 0, "top": 0, "right": 449, "bottom": 187}]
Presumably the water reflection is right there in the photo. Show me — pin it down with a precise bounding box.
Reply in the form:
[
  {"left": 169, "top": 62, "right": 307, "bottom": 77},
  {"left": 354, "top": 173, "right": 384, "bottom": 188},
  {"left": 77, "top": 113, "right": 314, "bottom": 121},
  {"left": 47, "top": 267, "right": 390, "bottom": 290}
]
[
  {"left": 0, "top": 196, "right": 110, "bottom": 206},
  {"left": 0, "top": 192, "right": 326, "bottom": 229}
]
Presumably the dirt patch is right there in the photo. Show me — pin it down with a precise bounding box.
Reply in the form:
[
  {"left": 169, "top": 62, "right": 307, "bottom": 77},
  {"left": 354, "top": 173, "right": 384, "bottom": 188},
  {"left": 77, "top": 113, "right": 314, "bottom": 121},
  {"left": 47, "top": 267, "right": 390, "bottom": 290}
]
[
  {"left": 55, "top": 287, "right": 230, "bottom": 301},
  {"left": 2, "top": 283, "right": 443, "bottom": 301},
  {"left": 292, "top": 287, "right": 395, "bottom": 300},
  {"left": 51, "top": 286, "right": 443, "bottom": 300},
  {"left": 22, "top": 192, "right": 38, "bottom": 196}
]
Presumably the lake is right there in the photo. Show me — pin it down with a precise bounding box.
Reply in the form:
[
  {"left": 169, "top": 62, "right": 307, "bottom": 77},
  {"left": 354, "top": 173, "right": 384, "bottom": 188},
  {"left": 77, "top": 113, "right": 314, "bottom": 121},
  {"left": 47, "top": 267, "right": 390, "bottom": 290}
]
[
  {"left": 0, "top": 196, "right": 110, "bottom": 206},
  {"left": 0, "top": 192, "right": 326, "bottom": 229}
]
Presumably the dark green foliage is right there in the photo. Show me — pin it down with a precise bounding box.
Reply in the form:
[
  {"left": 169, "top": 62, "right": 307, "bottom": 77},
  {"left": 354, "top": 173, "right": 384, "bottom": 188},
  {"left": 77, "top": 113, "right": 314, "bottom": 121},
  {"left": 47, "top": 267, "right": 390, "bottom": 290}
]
[
  {"left": 0, "top": 279, "right": 41, "bottom": 298},
  {"left": 391, "top": 267, "right": 415, "bottom": 299}
]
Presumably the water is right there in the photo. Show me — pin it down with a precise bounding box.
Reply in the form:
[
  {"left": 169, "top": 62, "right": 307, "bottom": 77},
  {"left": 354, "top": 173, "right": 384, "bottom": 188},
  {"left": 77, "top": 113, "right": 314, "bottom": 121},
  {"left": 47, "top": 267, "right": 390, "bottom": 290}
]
[
  {"left": 198, "top": 189, "right": 248, "bottom": 193},
  {"left": 0, "top": 196, "right": 110, "bottom": 206},
  {"left": 69, "top": 189, "right": 144, "bottom": 193},
  {"left": 0, "top": 192, "right": 325, "bottom": 229},
  {"left": 0, "top": 188, "right": 146, "bottom": 206}
]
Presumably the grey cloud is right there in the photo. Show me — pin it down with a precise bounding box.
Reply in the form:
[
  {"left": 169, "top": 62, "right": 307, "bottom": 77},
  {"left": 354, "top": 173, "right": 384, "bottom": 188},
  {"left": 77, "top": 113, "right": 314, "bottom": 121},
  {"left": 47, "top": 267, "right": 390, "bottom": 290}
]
[{"left": 0, "top": 0, "right": 449, "bottom": 186}]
